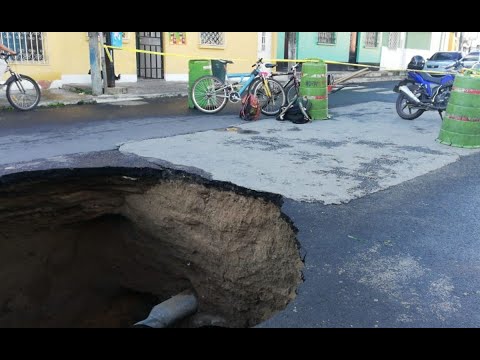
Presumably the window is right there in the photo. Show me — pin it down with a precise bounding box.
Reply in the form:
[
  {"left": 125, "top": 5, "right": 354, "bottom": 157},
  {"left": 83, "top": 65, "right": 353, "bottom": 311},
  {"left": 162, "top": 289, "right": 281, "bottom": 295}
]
[
  {"left": 364, "top": 32, "right": 378, "bottom": 48},
  {"left": 200, "top": 32, "right": 224, "bottom": 47},
  {"left": 261, "top": 32, "right": 266, "bottom": 51},
  {"left": 0, "top": 32, "right": 46, "bottom": 63},
  {"left": 317, "top": 32, "right": 336, "bottom": 45},
  {"left": 388, "top": 32, "right": 401, "bottom": 50}
]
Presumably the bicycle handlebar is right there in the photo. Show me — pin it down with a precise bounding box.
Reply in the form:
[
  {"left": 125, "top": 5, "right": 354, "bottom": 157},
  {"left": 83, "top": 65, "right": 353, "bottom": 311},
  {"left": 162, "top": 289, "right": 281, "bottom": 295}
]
[
  {"left": 0, "top": 52, "right": 14, "bottom": 61},
  {"left": 252, "top": 58, "right": 263, "bottom": 67}
]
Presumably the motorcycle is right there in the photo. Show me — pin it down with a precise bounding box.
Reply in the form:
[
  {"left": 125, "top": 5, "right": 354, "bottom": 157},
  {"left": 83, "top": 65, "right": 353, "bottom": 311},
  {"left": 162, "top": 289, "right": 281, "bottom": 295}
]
[{"left": 393, "top": 58, "right": 463, "bottom": 120}]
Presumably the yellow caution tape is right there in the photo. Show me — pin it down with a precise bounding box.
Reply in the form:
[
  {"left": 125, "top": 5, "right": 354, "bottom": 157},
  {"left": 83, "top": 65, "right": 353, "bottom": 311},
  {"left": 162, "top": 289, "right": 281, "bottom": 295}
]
[
  {"left": 103, "top": 45, "right": 251, "bottom": 62},
  {"left": 101, "top": 45, "right": 469, "bottom": 76}
]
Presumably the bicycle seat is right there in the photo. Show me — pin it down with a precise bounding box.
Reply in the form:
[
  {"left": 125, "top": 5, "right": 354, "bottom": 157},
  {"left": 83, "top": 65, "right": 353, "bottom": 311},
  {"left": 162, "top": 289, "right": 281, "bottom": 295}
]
[
  {"left": 265, "top": 63, "right": 277, "bottom": 68},
  {"left": 218, "top": 59, "right": 233, "bottom": 64}
]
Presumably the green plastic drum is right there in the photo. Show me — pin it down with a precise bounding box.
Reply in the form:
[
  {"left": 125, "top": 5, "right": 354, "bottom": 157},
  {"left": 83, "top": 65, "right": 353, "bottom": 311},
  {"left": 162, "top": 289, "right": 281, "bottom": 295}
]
[
  {"left": 438, "top": 75, "right": 480, "bottom": 148},
  {"left": 299, "top": 59, "right": 328, "bottom": 120},
  {"left": 188, "top": 59, "right": 212, "bottom": 109}
]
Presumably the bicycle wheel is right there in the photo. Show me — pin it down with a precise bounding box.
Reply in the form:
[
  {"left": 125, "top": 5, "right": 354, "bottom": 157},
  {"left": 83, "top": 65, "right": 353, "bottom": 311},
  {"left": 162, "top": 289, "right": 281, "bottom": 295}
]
[
  {"left": 247, "top": 78, "right": 262, "bottom": 94},
  {"left": 253, "top": 78, "right": 286, "bottom": 116},
  {"left": 6, "top": 74, "right": 41, "bottom": 111},
  {"left": 191, "top": 75, "right": 228, "bottom": 114},
  {"left": 285, "top": 83, "right": 300, "bottom": 103}
]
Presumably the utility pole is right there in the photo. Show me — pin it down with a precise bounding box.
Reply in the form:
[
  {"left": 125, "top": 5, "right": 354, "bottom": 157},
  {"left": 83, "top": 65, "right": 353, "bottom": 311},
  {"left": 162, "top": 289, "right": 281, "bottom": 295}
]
[
  {"left": 104, "top": 32, "right": 116, "bottom": 88},
  {"left": 459, "top": 32, "right": 464, "bottom": 52},
  {"left": 99, "top": 32, "right": 108, "bottom": 93},
  {"left": 88, "top": 32, "right": 102, "bottom": 96}
]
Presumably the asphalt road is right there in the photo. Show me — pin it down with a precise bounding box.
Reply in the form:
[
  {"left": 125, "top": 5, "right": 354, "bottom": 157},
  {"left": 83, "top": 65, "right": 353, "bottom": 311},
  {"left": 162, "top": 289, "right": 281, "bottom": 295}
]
[{"left": 2, "top": 80, "right": 480, "bottom": 327}]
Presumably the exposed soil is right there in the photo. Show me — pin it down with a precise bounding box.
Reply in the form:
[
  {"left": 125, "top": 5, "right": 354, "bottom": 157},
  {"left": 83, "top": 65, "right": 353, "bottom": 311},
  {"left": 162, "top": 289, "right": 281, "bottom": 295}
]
[{"left": 0, "top": 167, "right": 303, "bottom": 327}]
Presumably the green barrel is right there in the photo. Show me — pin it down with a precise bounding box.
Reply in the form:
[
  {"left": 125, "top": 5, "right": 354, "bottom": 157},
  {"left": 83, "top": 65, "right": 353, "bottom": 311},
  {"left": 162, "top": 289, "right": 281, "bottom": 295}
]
[
  {"left": 438, "top": 75, "right": 480, "bottom": 148},
  {"left": 299, "top": 59, "right": 328, "bottom": 120},
  {"left": 188, "top": 59, "right": 212, "bottom": 109}
]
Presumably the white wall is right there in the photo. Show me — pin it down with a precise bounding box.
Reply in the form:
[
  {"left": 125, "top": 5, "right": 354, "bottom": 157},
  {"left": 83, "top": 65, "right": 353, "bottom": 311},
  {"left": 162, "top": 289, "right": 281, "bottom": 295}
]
[{"left": 380, "top": 32, "right": 449, "bottom": 70}]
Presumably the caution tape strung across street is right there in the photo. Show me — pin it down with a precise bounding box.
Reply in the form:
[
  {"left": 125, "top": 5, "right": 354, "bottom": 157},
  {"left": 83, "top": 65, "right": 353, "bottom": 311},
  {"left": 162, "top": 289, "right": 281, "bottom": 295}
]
[{"left": 102, "top": 45, "right": 470, "bottom": 76}]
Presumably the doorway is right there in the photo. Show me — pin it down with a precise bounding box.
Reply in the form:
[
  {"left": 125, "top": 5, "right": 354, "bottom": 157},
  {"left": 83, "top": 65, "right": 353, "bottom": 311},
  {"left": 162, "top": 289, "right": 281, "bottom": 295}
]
[
  {"left": 283, "top": 32, "right": 297, "bottom": 72},
  {"left": 136, "top": 32, "right": 164, "bottom": 79},
  {"left": 257, "top": 32, "right": 272, "bottom": 61},
  {"left": 349, "top": 32, "right": 358, "bottom": 64}
]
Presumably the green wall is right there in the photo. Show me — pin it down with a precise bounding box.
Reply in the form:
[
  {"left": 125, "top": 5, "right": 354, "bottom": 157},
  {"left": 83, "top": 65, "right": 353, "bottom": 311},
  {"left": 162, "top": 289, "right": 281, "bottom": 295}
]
[
  {"left": 296, "top": 32, "right": 351, "bottom": 62},
  {"left": 406, "top": 32, "right": 432, "bottom": 50},
  {"left": 356, "top": 32, "right": 382, "bottom": 64}
]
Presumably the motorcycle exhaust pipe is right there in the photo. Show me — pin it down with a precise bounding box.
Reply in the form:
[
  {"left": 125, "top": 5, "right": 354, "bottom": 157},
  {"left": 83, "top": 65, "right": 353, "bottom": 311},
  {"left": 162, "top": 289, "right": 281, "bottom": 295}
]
[{"left": 399, "top": 85, "right": 421, "bottom": 104}]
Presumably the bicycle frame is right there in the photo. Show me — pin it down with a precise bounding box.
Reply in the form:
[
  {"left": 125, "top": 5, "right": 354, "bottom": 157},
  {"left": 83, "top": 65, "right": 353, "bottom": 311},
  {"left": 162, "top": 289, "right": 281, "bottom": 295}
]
[
  {"left": 220, "top": 60, "right": 272, "bottom": 100},
  {"left": 225, "top": 72, "right": 258, "bottom": 96}
]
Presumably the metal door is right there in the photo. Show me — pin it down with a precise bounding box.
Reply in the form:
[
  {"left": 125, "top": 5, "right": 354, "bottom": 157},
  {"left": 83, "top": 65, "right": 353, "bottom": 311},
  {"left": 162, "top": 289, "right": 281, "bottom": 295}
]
[{"left": 136, "top": 32, "right": 164, "bottom": 79}]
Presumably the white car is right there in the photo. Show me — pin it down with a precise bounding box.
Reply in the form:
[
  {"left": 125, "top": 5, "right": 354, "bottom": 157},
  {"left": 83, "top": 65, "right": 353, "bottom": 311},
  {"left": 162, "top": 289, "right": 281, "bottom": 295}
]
[{"left": 425, "top": 51, "right": 463, "bottom": 72}]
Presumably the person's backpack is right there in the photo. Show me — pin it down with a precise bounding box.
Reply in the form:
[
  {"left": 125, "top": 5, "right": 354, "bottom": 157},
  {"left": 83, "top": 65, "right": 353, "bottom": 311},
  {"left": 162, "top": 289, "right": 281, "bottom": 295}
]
[
  {"left": 239, "top": 93, "right": 261, "bottom": 121},
  {"left": 276, "top": 96, "right": 312, "bottom": 124}
]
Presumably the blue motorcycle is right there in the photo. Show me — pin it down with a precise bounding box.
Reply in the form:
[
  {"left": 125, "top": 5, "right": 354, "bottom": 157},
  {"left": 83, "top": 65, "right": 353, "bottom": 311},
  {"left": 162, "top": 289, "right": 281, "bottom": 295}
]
[{"left": 393, "top": 55, "right": 460, "bottom": 120}]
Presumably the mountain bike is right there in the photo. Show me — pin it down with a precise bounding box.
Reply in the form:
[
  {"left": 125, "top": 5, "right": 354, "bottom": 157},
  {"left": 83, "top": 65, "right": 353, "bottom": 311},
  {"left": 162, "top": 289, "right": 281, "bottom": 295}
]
[
  {"left": 0, "top": 53, "right": 41, "bottom": 111},
  {"left": 191, "top": 58, "right": 286, "bottom": 116},
  {"left": 270, "top": 62, "right": 301, "bottom": 103}
]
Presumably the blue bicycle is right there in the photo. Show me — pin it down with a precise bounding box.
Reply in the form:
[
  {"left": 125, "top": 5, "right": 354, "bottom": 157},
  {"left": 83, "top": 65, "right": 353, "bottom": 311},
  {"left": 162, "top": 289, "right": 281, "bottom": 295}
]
[{"left": 191, "top": 58, "right": 286, "bottom": 115}]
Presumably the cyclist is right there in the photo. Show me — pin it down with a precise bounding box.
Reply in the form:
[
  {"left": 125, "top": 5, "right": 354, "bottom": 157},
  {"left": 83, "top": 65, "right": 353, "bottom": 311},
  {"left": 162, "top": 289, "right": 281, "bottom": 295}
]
[
  {"left": 0, "top": 43, "right": 16, "bottom": 55},
  {"left": 0, "top": 43, "right": 16, "bottom": 78}
]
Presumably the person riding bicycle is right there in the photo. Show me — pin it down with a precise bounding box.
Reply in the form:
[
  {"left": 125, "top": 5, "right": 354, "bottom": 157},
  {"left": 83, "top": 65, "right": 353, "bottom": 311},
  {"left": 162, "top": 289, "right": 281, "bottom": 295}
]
[
  {"left": 0, "top": 43, "right": 16, "bottom": 78},
  {"left": 0, "top": 43, "right": 16, "bottom": 55}
]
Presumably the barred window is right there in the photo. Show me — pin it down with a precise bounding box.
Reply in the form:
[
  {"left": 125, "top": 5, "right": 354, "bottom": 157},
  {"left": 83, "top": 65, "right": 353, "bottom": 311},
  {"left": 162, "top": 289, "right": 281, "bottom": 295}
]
[
  {"left": 200, "top": 32, "right": 224, "bottom": 47},
  {"left": 261, "top": 32, "right": 266, "bottom": 51},
  {"left": 317, "top": 32, "right": 336, "bottom": 45},
  {"left": 388, "top": 32, "right": 401, "bottom": 50},
  {"left": 0, "top": 32, "right": 46, "bottom": 64},
  {"left": 364, "top": 32, "right": 379, "bottom": 48}
]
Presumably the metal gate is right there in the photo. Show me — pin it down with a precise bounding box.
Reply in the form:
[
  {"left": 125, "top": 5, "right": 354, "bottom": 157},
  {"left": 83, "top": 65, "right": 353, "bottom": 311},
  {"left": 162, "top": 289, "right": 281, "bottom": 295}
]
[{"left": 136, "top": 32, "right": 164, "bottom": 79}]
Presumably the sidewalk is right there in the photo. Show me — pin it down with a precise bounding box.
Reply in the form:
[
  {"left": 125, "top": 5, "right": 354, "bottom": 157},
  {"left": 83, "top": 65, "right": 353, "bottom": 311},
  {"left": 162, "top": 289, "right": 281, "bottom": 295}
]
[{"left": 0, "top": 70, "right": 405, "bottom": 110}]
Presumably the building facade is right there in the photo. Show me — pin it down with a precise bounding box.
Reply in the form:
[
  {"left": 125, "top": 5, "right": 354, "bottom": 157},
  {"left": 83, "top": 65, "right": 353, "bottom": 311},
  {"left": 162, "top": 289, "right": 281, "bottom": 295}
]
[
  {"left": 0, "top": 32, "right": 275, "bottom": 88},
  {"left": 276, "top": 32, "right": 454, "bottom": 71}
]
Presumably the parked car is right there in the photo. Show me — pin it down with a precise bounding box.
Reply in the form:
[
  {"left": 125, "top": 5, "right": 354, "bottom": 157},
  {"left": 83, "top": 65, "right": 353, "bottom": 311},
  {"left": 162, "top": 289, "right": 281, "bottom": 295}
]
[
  {"left": 460, "top": 51, "right": 480, "bottom": 68},
  {"left": 425, "top": 51, "right": 463, "bottom": 72}
]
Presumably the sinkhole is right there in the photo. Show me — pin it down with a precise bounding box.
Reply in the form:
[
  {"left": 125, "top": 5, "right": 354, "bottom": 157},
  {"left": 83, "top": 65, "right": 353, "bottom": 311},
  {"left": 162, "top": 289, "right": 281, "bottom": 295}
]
[{"left": 0, "top": 167, "right": 303, "bottom": 328}]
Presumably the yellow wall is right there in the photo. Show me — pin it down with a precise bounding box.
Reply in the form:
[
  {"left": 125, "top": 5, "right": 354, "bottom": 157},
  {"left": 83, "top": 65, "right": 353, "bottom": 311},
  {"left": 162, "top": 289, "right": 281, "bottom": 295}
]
[
  {"left": 8, "top": 32, "right": 265, "bottom": 82},
  {"left": 163, "top": 32, "right": 259, "bottom": 74},
  {"left": 10, "top": 32, "right": 137, "bottom": 81}
]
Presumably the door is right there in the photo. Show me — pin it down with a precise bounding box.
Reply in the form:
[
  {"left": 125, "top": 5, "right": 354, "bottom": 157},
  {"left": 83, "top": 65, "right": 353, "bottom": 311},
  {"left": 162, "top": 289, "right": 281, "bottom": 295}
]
[
  {"left": 283, "top": 32, "right": 297, "bottom": 72},
  {"left": 349, "top": 32, "right": 358, "bottom": 64},
  {"left": 257, "top": 32, "right": 272, "bottom": 61},
  {"left": 136, "top": 32, "right": 164, "bottom": 79}
]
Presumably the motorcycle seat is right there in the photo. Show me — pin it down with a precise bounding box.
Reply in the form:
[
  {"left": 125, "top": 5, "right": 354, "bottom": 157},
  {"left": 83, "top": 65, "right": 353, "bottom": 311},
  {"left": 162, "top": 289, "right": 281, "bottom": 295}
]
[{"left": 418, "top": 72, "right": 446, "bottom": 85}]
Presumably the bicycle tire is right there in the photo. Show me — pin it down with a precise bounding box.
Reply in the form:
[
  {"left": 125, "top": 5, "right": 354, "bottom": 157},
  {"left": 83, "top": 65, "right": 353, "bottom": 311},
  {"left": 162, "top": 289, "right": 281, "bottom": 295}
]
[
  {"left": 191, "top": 75, "right": 228, "bottom": 114},
  {"left": 6, "top": 74, "right": 41, "bottom": 111},
  {"left": 285, "top": 83, "right": 300, "bottom": 103},
  {"left": 252, "top": 78, "right": 286, "bottom": 116},
  {"left": 247, "top": 78, "right": 262, "bottom": 94}
]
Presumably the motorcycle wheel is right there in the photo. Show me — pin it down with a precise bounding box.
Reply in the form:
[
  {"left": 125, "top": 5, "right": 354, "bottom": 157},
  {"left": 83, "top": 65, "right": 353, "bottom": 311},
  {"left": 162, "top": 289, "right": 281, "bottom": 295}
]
[{"left": 395, "top": 92, "right": 425, "bottom": 120}]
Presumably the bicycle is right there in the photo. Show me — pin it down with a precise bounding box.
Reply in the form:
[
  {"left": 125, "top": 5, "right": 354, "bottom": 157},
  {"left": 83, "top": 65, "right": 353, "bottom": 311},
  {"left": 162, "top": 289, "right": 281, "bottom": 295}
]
[
  {"left": 0, "top": 53, "right": 41, "bottom": 111},
  {"left": 191, "top": 58, "right": 286, "bottom": 116},
  {"left": 270, "top": 62, "right": 301, "bottom": 104}
]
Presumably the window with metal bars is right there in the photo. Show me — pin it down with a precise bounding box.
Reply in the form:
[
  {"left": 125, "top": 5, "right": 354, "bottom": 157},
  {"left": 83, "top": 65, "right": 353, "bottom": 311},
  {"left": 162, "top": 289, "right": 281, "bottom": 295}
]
[
  {"left": 261, "top": 32, "right": 266, "bottom": 51},
  {"left": 317, "top": 32, "right": 336, "bottom": 45},
  {"left": 199, "top": 32, "right": 225, "bottom": 47},
  {"left": 364, "top": 32, "right": 379, "bottom": 48},
  {"left": 388, "top": 32, "right": 401, "bottom": 50},
  {"left": 0, "top": 32, "right": 46, "bottom": 64}
]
